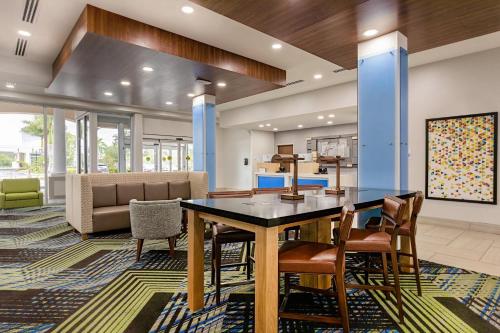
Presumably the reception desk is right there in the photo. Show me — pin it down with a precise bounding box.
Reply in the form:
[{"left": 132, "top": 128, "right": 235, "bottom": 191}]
[{"left": 255, "top": 168, "right": 357, "bottom": 189}]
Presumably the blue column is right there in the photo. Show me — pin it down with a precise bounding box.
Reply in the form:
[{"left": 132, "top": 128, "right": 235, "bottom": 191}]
[
  {"left": 358, "top": 31, "right": 408, "bottom": 190},
  {"left": 192, "top": 94, "right": 216, "bottom": 191}
]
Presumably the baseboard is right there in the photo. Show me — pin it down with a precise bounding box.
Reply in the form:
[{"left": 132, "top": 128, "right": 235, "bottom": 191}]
[{"left": 419, "top": 216, "right": 500, "bottom": 235}]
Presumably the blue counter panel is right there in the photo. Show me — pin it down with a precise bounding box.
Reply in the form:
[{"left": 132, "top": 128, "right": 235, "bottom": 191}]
[
  {"left": 292, "top": 178, "right": 329, "bottom": 187},
  {"left": 257, "top": 176, "right": 285, "bottom": 188}
]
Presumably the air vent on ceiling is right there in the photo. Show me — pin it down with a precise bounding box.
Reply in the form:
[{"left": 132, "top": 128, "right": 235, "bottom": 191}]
[
  {"left": 22, "top": 0, "right": 39, "bottom": 23},
  {"left": 285, "top": 79, "right": 304, "bottom": 86},
  {"left": 15, "top": 38, "right": 28, "bottom": 56},
  {"left": 333, "top": 68, "right": 347, "bottom": 73}
]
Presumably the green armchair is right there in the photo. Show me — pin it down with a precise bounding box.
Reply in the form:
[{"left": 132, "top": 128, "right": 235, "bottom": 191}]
[{"left": 0, "top": 178, "right": 43, "bottom": 209}]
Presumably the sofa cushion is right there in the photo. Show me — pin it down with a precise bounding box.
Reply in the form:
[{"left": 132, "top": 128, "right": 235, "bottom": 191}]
[
  {"left": 2, "top": 178, "right": 39, "bottom": 194},
  {"left": 169, "top": 180, "right": 191, "bottom": 200},
  {"left": 92, "top": 184, "right": 117, "bottom": 208},
  {"left": 144, "top": 182, "right": 169, "bottom": 201},
  {"left": 92, "top": 205, "right": 130, "bottom": 232},
  {"left": 117, "top": 183, "right": 144, "bottom": 205},
  {"left": 5, "top": 192, "right": 39, "bottom": 201}
]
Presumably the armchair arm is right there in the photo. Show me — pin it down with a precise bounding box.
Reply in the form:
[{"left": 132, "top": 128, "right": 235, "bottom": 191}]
[{"left": 0, "top": 193, "right": 5, "bottom": 209}]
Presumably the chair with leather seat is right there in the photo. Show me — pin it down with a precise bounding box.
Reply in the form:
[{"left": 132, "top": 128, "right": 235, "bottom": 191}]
[
  {"left": 343, "top": 196, "right": 407, "bottom": 323},
  {"left": 278, "top": 204, "right": 355, "bottom": 332},
  {"left": 208, "top": 190, "right": 255, "bottom": 304},
  {"left": 365, "top": 191, "right": 424, "bottom": 296}
]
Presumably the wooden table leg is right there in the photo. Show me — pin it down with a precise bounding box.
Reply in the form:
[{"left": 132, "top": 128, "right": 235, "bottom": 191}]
[
  {"left": 187, "top": 210, "right": 205, "bottom": 311},
  {"left": 299, "top": 217, "right": 332, "bottom": 289},
  {"left": 254, "top": 226, "right": 279, "bottom": 333},
  {"left": 400, "top": 198, "right": 414, "bottom": 273}
]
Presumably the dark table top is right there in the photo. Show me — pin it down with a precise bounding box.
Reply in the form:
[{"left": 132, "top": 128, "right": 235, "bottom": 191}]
[{"left": 180, "top": 187, "right": 417, "bottom": 228}]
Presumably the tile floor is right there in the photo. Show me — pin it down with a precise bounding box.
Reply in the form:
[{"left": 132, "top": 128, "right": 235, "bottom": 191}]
[{"left": 416, "top": 221, "right": 500, "bottom": 276}]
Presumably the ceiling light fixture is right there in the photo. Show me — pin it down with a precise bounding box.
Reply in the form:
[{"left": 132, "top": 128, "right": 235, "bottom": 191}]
[
  {"left": 120, "top": 80, "right": 131, "bottom": 86},
  {"left": 273, "top": 128, "right": 278, "bottom": 131},
  {"left": 328, "top": 114, "right": 335, "bottom": 118},
  {"left": 5, "top": 83, "right": 15, "bottom": 89},
  {"left": 272, "top": 43, "right": 282, "bottom": 50},
  {"left": 265, "top": 123, "right": 271, "bottom": 127},
  {"left": 327, "top": 121, "right": 333, "bottom": 125},
  {"left": 317, "top": 115, "right": 324, "bottom": 120},
  {"left": 181, "top": 6, "right": 194, "bottom": 14},
  {"left": 313, "top": 74, "right": 323, "bottom": 80},
  {"left": 363, "top": 29, "right": 379, "bottom": 37},
  {"left": 217, "top": 82, "right": 227, "bottom": 87},
  {"left": 17, "top": 30, "right": 31, "bottom": 37},
  {"left": 187, "top": 93, "right": 195, "bottom": 97},
  {"left": 258, "top": 124, "right": 265, "bottom": 128},
  {"left": 104, "top": 91, "right": 113, "bottom": 96},
  {"left": 297, "top": 124, "right": 303, "bottom": 128},
  {"left": 142, "top": 66, "right": 154, "bottom": 72},
  {"left": 165, "top": 101, "right": 173, "bottom": 105}
]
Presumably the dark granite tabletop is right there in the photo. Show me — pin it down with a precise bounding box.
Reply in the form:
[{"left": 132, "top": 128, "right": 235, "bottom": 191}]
[{"left": 180, "top": 187, "right": 417, "bottom": 228}]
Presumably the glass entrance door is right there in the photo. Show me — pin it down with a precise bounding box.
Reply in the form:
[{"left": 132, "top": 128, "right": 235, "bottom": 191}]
[
  {"left": 143, "top": 141, "right": 159, "bottom": 172},
  {"left": 143, "top": 139, "right": 193, "bottom": 172}
]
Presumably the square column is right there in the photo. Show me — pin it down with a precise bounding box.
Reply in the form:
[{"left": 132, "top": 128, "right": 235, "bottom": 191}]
[
  {"left": 358, "top": 31, "right": 408, "bottom": 190},
  {"left": 192, "top": 94, "right": 216, "bottom": 191}
]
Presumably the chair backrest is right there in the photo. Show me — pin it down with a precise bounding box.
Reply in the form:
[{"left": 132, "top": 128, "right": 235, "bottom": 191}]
[
  {"left": 252, "top": 187, "right": 289, "bottom": 194},
  {"left": 129, "top": 198, "right": 182, "bottom": 239},
  {"left": 296, "top": 184, "right": 323, "bottom": 190},
  {"left": 409, "top": 191, "right": 424, "bottom": 233},
  {"left": 208, "top": 190, "right": 253, "bottom": 199},
  {"left": 335, "top": 203, "right": 355, "bottom": 273},
  {"left": 381, "top": 196, "right": 407, "bottom": 227}
]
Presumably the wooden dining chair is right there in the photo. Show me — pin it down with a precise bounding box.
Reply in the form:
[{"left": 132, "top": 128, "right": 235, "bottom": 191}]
[
  {"left": 278, "top": 204, "right": 355, "bottom": 332},
  {"left": 252, "top": 187, "right": 300, "bottom": 240},
  {"left": 342, "top": 196, "right": 407, "bottom": 323},
  {"left": 207, "top": 190, "right": 255, "bottom": 304},
  {"left": 365, "top": 191, "right": 424, "bottom": 296}
]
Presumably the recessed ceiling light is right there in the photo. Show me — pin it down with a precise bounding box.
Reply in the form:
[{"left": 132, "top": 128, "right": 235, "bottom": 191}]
[
  {"left": 317, "top": 115, "right": 324, "bottom": 120},
  {"left": 5, "top": 83, "right": 15, "bottom": 89},
  {"left": 328, "top": 114, "right": 335, "bottom": 118},
  {"left": 120, "top": 80, "right": 131, "bottom": 86},
  {"left": 181, "top": 6, "right": 194, "bottom": 14},
  {"left": 258, "top": 124, "right": 265, "bottom": 128},
  {"left": 165, "top": 101, "right": 173, "bottom": 105},
  {"left": 363, "top": 29, "right": 379, "bottom": 37},
  {"left": 17, "top": 30, "right": 31, "bottom": 37},
  {"left": 273, "top": 128, "right": 278, "bottom": 131},
  {"left": 187, "top": 93, "right": 195, "bottom": 97},
  {"left": 142, "top": 66, "right": 154, "bottom": 72},
  {"left": 217, "top": 82, "right": 226, "bottom": 87},
  {"left": 272, "top": 43, "right": 282, "bottom": 50},
  {"left": 313, "top": 74, "right": 323, "bottom": 80},
  {"left": 327, "top": 121, "right": 333, "bottom": 125},
  {"left": 297, "top": 124, "right": 303, "bottom": 128},
  {"left": 265, "top": 123, "right": 271, "bottom": 127},
  {"left": 104, "top": 91, "right": 113, "bottom": 96}
]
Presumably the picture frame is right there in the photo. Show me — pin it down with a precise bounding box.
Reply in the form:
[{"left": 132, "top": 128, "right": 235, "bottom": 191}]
[{"left": 425, "top": 112, "right": 497, "bottom": 205}]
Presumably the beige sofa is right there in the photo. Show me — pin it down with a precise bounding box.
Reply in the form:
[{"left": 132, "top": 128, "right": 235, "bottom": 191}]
[{"left": 65, "top": 172, "right": 208, "bottom": 239}]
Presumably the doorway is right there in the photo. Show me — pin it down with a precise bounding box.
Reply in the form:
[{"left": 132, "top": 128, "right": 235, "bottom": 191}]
[{"left": 143, "top": 138, "right": 193, "bottom": 172}]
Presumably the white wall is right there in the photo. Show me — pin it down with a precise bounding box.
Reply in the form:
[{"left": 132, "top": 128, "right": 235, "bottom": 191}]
[
  {"left": 143, "top": 117, "right": 192, "bottom": 139},
  {"left": 275, "top": 123, "right": 357, "bottom": 154},
  {"left": 250, "top": 130, "right": 275, "bottom": 169},
  {"left": 409, "top": 47, "right": 500, "bottom": 225},
  {"left": 216, "top": 127, "right": 252, "bottom": 189}
]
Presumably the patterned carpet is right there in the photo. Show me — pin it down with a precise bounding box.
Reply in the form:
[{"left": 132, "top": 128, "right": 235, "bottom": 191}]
[{"left": 0, "top": 206, "right": 498, "bottom": 333}]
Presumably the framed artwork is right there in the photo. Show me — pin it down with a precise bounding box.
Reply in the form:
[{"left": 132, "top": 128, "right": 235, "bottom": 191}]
[{"left": 426, "top": 112, "right": 497, "bottom": 204}]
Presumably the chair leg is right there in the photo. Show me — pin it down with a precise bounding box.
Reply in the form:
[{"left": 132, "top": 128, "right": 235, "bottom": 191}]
[
  {"left": 168, "top": 236, "right": 175, "bottom": 256},
  {"left": 285, "top": 230, "right": 289, "bottom": 240},
  {"left": 215, "top": 242, "right": 222, "bottom": 304},
  {"left": 335, "top": 273, "right": 350, "bottom": 333},
  {"left": 410, "top": 235, "right": 422, "bottom": 296},
  {"left": 246, "top": 241, "right": 252, "bottom": 280},
  {"left": 211, "top": 238, "right": 216, "bottom": 285},
  {"left": 81, "top": 233, "right": 89, "bottom": 241},
  {"left": 136, "top": 239, "right": 144, "bottom": 262},
  {"left": 390, "top": 247, "right": 404, "bottom": 323},
  {"left": 284, "top": 273, "right": 291, "bottom": 296},
  {"left": 381, "top": 253, "right": 391, "bottom": 300}
]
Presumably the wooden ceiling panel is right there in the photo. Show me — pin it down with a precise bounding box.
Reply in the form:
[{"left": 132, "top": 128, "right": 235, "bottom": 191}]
[
  {"left": 192, "top": 0, "right": 500, "bottom": 69},
  {"left": 49, "top": 5, "right": 286, "bottom": 111}
]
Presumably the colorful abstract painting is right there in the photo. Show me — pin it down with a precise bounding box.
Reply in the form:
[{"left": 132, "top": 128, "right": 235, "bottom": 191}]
[{"left": 426, "top": 112, "right": 497, "bottom": 204}]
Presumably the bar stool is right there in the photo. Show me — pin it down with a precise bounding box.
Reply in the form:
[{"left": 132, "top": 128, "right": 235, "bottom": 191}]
[
  {"left": 253, "top": 187, "right": 300, "bottom": 240},
  {"left": 208, "top": 190, "right": 255, "bottom": 304},
  {"left": 365, "top": 191, "right": 424, "bottom": 296},
  {"left": 278, "top": 204, "right": 355, "bottom": 332},
  {"left": 343, "top": 196, "right": 407, "bottom": 323}
]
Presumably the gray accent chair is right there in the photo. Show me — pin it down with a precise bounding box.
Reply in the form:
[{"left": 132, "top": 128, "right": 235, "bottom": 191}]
[{"left": 129, "top": 198, "right": 182, "bottom": 261}]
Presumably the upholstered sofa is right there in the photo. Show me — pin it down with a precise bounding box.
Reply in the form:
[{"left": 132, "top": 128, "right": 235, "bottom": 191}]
[
  {"left": 0, "top": 178, "right": 43, "bottom": 209},
  {"left": 65, "top": 172, "right": 208, "bottom": 239}
]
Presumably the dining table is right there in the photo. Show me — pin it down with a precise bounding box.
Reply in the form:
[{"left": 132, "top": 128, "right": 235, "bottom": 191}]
[{"left": 180, "top": 187, "right": 417, "bottom": 333}]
